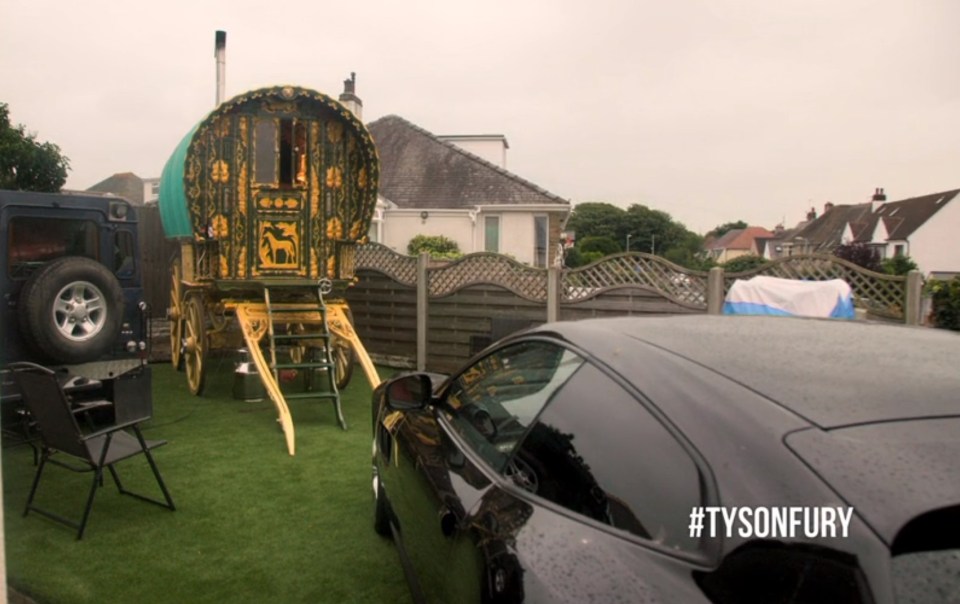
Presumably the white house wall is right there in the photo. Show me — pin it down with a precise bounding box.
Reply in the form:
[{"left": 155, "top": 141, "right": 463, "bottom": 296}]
[
  {"left": 380, "top": 210, "right": 475, "bottom": 255},
  {"left": 378, "top": 207, "right": 556, "bottom": 264},
  {"left": 905, "top": 197, "right": 960, "bottom": 274}
]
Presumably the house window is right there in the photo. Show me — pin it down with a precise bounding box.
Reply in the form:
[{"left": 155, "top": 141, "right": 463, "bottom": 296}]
[
  {"left": 534, "top": 215, "right": 548, "bottom": 267},
  {"left": 894, "top": 244, "right": 904, "bottom": 257},
  {"left": 485, "top": 216, "right": 500, "bottom": 253}
]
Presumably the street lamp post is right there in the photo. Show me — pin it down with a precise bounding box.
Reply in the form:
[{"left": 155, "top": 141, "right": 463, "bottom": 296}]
[{"left": 626, "top": 234, "right": 631, "bottom": 252}]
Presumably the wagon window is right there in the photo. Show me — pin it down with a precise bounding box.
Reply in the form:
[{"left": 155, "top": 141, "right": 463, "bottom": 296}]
[
  {"left": 279, "top": 119, "right": 307, "bottom": 188},
  {"left": 254, "top": 118, "right": 277, "bottom": 185},
  {"left": 7, "top": 217, "right": 98, "bottom": 279}
]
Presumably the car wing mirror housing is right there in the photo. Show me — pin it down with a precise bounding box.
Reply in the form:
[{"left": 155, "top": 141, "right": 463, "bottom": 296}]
[{"left": 386, "top": 374, "right": 433, "bottom": 411}]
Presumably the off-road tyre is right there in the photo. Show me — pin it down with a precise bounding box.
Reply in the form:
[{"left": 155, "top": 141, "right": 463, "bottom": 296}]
[{"left": 18, "top": 256, "right": 124, "bottom": 364}]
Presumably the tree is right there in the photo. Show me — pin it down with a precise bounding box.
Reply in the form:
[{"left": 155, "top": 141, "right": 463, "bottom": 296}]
[
  {"left": 565, "top": 202, "right": 629, "bottom": 246},
  {"left": 706, "top": 220, "right": 748, "bottom": 240},
  {"left": 579, "top": 236, "right": 620, "bottom": 256},
  {"left": 833, "top": 243, "right": 882, "bottom": 273},
  {"left": 407, "top": 234, "right": 461, "bottom": 259},
  {"left": 565, "top": 201, "right": 705, "bottom": 269},
  {"left": 0, "top": 102, "right": 70, "bottom": 192}
]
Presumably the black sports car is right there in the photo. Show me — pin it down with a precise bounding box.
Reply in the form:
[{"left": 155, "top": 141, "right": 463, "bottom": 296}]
[{"left": 371, "top": 315, "right": 960, "bottom": 603}]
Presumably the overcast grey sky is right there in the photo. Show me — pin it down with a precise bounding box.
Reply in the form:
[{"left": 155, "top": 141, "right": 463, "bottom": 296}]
[{"left": 2, "top": 0, "right": 958, "bottom": 233}]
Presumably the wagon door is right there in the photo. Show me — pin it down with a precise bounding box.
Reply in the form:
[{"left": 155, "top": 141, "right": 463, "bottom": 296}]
[{"left": 249, "top": 114, "right": 313, "bottom": 278}]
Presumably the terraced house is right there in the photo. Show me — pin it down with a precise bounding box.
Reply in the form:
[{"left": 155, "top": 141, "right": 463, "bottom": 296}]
[{"left": 759, "top": 187, "right": 960, "bottom": 277}]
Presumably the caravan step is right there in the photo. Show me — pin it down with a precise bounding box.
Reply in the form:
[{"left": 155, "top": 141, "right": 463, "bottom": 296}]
[
  {"left": 273, "top": 361, "right": 335, "bottom": 370},
  {"left": 283, "top": 391, "right": 339, "bottom": 401},
  {"left": 272, "top": 333, "right": 332, "bottom": 342}
]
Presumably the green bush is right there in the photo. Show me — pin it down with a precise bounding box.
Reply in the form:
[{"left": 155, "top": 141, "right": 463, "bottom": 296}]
[
  {"left": 722, "top": 254, "right": 768, "bottom": 274},
  {"left": 881, "top": 255, "right": 918, "bottom": 276},
  {"left": 580, "top": 250, "right": 605, "bottom": 266},
  {"left": 579, "top": 236, "right": 621, "bottom": 256},
  {"left": 563, "top": 246, "right": 583, "bottom": 268},
  {"left": 407, "top": 234, "right": 462, "bottom": 259},
  {"left": 926, "top": 277, "right": 960, "bottom": 331},
  {"left": 833, "top": 243, "right": 882, "bottom": 272}
]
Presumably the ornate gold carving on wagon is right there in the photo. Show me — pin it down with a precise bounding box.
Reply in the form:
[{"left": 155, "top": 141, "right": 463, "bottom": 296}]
[
  {"left": 258, "top": 197, "right": 301, "bottom": 210},
  {"left": 211, "top": 215, "right": 229, "bottom": 239},
  {"left": 258, "top": 221, "right": 299, "bottom": 269},
  {"left": 212, "top": 160, "right": 229, "bottom": 183},
  {"left": 325, "top": 166, "right": 343, "bottom": 189}
]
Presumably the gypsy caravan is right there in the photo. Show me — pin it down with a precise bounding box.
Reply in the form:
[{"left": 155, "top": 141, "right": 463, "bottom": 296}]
[{"left": 159, "top": 85, "right": 381, "bottom": 454}]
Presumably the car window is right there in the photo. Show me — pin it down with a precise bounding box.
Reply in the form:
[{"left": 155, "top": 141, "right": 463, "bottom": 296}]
[
  {"left": 113, "top": 230, "right": 136, "bottom": 277},
  {"left": 508, "top": 363, "right": 702, "bottom": 553},
  {"left": 8, "top": 217, "right": 98, "bottom": 277},
  {"left": 443, "top": 340, "right": 584, "bottom": 473}
]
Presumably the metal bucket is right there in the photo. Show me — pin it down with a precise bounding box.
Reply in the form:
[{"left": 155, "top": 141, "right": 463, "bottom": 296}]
[{"left": 232, "top": 349, "right": 265, "bottom": 402}]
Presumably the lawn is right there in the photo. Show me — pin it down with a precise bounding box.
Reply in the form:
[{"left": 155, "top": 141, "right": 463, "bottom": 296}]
[{"left": 2, "top": 360, "right": 413, "bottom": 604}]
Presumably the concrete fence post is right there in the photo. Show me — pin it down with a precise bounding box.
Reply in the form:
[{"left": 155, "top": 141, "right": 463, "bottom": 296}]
[
  {"left": 904, "top": 269, "right": 923, "bottom": 326},
  {"left": 547, "top": 267, "right": 560, "bottom": 323},
  {"left": 417, "top": 252, "right": 429, "bottom": 371},
  {"left": 707, "top": 266, "right": 725, "bottom": 315}
]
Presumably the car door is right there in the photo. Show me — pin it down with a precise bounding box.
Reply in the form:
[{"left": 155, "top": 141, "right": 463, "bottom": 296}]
[{"left": 386, "top": 339, "right": 585, "bottom": 602}]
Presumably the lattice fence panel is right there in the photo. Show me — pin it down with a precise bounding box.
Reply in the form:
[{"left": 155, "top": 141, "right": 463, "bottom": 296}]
[
  {"left": 428, "top": 253, "right": 547, "bottom": 301},
  {"left": 355, "top": 242, "right": 418, "bottom": 285},
  {"left": 724, "top": 254, "right": 907, "bottom": 319},
  {"left": 562, "top": 253, "right": 708, "bottom": 308}
]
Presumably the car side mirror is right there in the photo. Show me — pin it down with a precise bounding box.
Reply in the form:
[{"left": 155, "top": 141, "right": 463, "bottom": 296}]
[{"left": 386, "top": 374, "right": 432, "bottom": 411}]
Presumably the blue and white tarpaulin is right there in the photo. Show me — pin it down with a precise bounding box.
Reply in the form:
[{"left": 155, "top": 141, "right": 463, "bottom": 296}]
[{"left": 723, "top": 276, "right": 855, "bottom": 319}]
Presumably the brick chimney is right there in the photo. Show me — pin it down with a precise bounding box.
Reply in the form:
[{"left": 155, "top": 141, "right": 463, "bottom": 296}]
[
  {"left": 824, "top": 202, "right": 834, "bottom": 214},
  {"left": 870, "top": 187, "right": 886, "bottom": 212},
  {"left": 339, "top": 72, "right": 362, "bottom": 120}
]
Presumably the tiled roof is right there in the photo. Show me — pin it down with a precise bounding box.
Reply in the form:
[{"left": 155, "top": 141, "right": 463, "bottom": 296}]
[
  {"left": 873, "top": 189, "right": 960, "bottom": 240},
  {"left": 86, "top": 172, "right": 144, "bottom": 204},
  {"left": 764, "top": 188, "right": 960, "bottom": 250},
  {"left": 704, "top": 226, "right": 774, "bottom": 251},
  {"left": 793, "top": 204, "right": 873, "bottom": 251},
  {"left": 367, "top": 115, "right": 569, "bottom": 210}
]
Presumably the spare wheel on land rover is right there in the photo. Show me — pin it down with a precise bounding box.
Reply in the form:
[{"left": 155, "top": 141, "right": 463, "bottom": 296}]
[{"left": 18, "top": 256, "right": 124, "bottom": 364}]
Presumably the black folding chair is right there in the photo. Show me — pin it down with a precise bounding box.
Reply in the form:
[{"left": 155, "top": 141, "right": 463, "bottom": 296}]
[{"left": 10, "top": 362, "right": 175, "bottom": 540}]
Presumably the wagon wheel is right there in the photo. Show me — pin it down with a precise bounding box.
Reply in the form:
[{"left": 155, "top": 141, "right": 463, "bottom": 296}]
[
  {"left": 183, "top": 295, "right": 208, "bottom": 395},
  {"left": 333, "top": 306, "right": 356, "bottom": 390},
  {"left": 168, "top": 264, "right": 184, "bottom": 370},
  {"left": 288, "top": 323, "right": 307, "bottom": 365},
  {"left": 287, "top": 323, "right": 354, "bottom": 390},
  {"left": 331, "top": 335, "right": 355, "bottom": 390},
  {"left": 208, "top": 301, "right": 229, "bottom": 332}
]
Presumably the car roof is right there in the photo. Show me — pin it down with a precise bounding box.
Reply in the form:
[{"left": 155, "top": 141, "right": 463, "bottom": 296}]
[{"left": 534, "top": 315, "right": 960, "bottom": 429}]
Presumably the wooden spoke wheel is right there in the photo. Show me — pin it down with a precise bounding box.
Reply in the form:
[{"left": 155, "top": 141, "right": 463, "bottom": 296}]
[
  {"left": 183, "top": 295, "right": 208, "bottom": 396},
  {"left": 208, "top": 301, "right": 229, "bottom": 332},
  {"left": 168, "top": 265, "right": 184, "bottom": 370},
  {"left": 332, "top": 307, "right": 356, "bottom": 390},
  {"left": 332, "top": 336, "right": 355, "bottom": 391},
  {"left": 288, "top": 323, "right": 307, "bottom": 364}
]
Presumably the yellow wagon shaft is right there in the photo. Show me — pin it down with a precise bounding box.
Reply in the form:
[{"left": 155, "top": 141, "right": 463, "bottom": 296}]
[{"left": 159, "top": 84, "right": 381, "bottom": 454}]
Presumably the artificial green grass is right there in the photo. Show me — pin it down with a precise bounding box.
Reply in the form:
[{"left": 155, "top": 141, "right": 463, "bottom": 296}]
[{"left": 2, "top": 361, "right": 413, "bottom": 604}]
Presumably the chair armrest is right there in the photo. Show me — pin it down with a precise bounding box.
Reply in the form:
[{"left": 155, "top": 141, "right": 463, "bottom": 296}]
[
  {"left": 72, "top": 399, "right": 113, "bottom": 412},
  {"left": 80, "top": 418, "right": 147, "bottom": 441}
]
